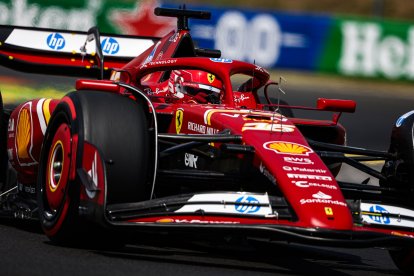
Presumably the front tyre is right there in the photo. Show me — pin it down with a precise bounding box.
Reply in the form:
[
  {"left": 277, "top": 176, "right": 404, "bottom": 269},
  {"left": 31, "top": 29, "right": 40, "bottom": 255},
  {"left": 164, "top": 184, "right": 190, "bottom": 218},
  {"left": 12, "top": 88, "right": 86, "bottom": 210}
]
[
  {"left": 381, "top": 110, "right": 414, "bottom": 194},
  {"left": 381, "top": 110, "right": 414, "bottom": 274}
]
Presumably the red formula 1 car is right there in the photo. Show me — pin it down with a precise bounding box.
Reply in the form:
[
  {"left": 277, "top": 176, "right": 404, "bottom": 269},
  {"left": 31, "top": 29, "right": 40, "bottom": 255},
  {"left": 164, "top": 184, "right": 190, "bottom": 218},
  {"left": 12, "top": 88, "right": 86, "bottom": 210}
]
[{"left": 1, "top": 7, "right": 414, "bottom": 274}]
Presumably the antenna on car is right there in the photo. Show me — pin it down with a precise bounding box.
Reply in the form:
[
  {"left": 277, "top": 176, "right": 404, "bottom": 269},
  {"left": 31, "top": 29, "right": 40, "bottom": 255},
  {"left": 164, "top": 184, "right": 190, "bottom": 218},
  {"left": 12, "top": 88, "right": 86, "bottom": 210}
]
[
  {"left": 271, "top": 76, "right": 287, "bottom": 134},
  {"left": 154, "top": 7, "right": 211, "bottom": 31}
]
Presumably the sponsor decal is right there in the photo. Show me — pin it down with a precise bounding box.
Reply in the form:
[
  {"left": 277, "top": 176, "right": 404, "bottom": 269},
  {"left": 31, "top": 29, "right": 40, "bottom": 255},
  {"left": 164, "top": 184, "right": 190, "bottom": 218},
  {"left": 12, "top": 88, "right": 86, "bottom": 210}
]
[
  {"left": 101, "top": 37, "right": 119, "bottom": 54},
  {"left": 207, "top": 73, "right": 215, "bottom": 83},
  {"left": 234, "top": 94, "right": 250, "bottom": 104},
  {"left": 235, "top": 196, "right": 261, "bottom": 214},
  {"left": 293, "top": 181, "right": 337, "bottom": 190},
  {"left": 339, "top": 22, "right": 414, "bottom": 80},
  {"left": 299, "top": 198, "right": 347, "bottom": 207},
  {"left": 140, "top": 59, "right": 178, "bottom": 69},
  {"left": 206, "top": 126, "right": 219, "bottom": 134},
  {"left": 283, "top": 166, "right": 326, "bottom": 174},
  {"left": 396, "top": 110, "right": 414, "bottom": 127},
  {"left": 213, "top": 11, "right": 284, "bottom": 68},
  {"left": 8, "top": 118, "right": 14, "bottom": 132},
  {"left": 264, "top": 141, "right": 313, "bottom": 155},
  {"left": 188, "top": 121, "right": 206, "bottom": 134},
  {"left": 175, "top": 108, "right": 183, "bottom": 134},
  {"left": 242, "top": 122, "right": 295, "bottom": 133},
  {"left": 255, "top": 65, "right": 267, "bottom": 73},
  {"left": 324, "top": 207, "right": 334, "bottom": 216},
  {"left": 149, "top": 59, "right": 177, "bottom": 66},
  {"left": 175, "top": 193, "right": 273, "bottom": 216},
  {"left": 361, "top": 202, "right": 414, "bottom": 228},
  {"left": 174, "top": 219, "right": 239, "bottom": 224},
  {"left": 312, "top": 191, "right": 332, "bottom": 200},
  {"left": 16, "top": 107, "right": 31, "bottom": 159},
  {"left": 184, "top": 153, "right": 198, "bottom": 169},
  {"left": 283, "top": 156, "right": 314, "bottom": 165},
  {"left": 187, "top": 121, "right": 219, "bottom": 135},
  {"left": 259, "top": 162, "right": 276, "bottom": 185},
  {"left": 287, "top": 174, "right": 332, "bottom": 181},
  {"left": 368, "top": 205, "right": 390, "bottom": 224},
  {"left": 46, "top": 33, "right": 65, "bottom": 50},
  {"left": 156, "top": 218, "right": 239, "bottom": 224},
  {"left": 143, "top": 87, "right": 165, "bottom": 95},
  {"left": 210, "top": 58, "right": 233, "bottom": 63},
  {"left": 0, "top": 0, "right": 101, "bottom": 31}
]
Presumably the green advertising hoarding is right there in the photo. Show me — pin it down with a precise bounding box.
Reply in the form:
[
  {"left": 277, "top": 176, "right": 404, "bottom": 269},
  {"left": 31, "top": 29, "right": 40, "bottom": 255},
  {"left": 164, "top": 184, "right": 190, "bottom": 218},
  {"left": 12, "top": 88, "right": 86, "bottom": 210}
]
[
  {"left": 0, "top": 0, "right": 140, "bottom": 33},
  {"left": 319, "top": 17, "right": 414, "bottom": 80},
  {"left": 2, "top": 0, "right": 414, "bottom": 81}
]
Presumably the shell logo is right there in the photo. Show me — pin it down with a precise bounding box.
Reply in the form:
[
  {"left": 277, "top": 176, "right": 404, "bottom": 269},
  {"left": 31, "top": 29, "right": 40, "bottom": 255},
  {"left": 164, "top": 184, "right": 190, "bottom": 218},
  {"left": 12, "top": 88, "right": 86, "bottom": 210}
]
[
  {"left": 16, "top": 108, "right": 31, "bottom": 159},
  {"left": 264, "top": 141, "right": 313, "bottom": 156}
]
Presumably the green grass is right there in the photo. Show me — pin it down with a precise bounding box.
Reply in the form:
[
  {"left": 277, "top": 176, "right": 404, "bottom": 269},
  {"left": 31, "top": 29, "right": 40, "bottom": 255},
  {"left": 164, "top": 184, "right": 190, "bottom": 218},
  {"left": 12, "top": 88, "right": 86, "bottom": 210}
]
[{"left": 1, "top": 84, "right": 68, "bottom": 104}]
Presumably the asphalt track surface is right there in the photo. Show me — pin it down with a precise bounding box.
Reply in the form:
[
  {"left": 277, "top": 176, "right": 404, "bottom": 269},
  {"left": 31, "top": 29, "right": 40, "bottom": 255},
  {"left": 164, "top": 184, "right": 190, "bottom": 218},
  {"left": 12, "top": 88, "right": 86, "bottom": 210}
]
[{"left": 1, "top": 69, "right": 413, "bottom": 275}]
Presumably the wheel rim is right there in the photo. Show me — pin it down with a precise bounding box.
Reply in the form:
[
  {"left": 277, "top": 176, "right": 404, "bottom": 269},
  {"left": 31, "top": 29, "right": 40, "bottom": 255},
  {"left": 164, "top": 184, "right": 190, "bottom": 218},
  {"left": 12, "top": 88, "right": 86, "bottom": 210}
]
[{"left": 45, "top": 123, "right": 71, "bottom": 214}]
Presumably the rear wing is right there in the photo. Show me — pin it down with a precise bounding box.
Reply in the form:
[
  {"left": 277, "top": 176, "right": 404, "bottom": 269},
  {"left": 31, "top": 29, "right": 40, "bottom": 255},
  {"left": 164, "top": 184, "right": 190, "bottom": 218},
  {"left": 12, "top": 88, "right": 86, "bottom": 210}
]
[{"left": 0, "top": 25, "right": 158, "bottom": 78}]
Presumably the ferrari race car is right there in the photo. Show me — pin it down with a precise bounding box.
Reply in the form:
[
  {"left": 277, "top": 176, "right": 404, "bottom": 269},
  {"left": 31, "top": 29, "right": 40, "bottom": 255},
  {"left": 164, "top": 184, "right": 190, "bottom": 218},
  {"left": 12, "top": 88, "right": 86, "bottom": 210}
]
[{"left": 1, "top": 6, "right": 414, "bottom": 274}]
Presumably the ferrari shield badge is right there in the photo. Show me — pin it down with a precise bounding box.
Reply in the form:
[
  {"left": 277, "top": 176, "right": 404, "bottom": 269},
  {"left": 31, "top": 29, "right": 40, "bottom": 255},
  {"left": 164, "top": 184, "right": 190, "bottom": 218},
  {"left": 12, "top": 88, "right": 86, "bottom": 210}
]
[
  {"left": 175, "top": 109, "right": 184, "bottom": 134},
  {"left": 207, "top": 73, "right": 215, "bottom": 83}
]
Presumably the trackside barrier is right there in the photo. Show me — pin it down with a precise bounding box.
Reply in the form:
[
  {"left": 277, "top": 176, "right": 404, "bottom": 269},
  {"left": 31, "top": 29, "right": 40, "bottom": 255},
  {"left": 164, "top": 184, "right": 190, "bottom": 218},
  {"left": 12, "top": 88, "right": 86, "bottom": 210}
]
[{"left": 0, "top": 0, "right": 414, "bottom": 80}]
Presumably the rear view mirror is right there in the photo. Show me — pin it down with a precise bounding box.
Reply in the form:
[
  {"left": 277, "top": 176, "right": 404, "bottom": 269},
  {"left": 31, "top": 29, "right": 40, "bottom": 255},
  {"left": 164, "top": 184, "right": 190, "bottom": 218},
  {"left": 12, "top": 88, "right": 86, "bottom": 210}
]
[{"left": 317, "top": 98, "right": 356, "bottom": 113}]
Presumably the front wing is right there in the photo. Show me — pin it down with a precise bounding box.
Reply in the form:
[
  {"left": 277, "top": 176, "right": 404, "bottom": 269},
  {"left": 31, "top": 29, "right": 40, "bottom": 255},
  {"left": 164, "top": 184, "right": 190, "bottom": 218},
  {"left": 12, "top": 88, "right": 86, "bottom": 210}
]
[{"left": 102, "top": 191, "right": 414, "bottom": 248}]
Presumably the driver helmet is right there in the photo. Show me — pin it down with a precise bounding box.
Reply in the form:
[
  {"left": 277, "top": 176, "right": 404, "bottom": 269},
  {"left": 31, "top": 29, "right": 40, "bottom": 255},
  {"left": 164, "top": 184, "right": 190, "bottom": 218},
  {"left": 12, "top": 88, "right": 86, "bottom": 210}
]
[{"left": 168, "top": 70, "right": 223, "bottom": 103}]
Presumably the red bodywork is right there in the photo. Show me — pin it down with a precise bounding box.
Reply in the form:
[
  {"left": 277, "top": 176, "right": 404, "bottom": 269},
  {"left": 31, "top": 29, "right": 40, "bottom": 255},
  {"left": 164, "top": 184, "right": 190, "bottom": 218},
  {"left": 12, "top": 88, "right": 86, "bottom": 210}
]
[{"left": 1, "top": 9, "right": 414, "bottom": 249}]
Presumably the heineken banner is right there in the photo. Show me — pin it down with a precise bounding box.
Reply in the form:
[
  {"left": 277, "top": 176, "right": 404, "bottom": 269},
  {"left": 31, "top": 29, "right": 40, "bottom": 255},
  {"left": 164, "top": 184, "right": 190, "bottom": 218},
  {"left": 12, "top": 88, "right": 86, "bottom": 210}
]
[
  {"left": 319, "top": 18, "right": 414, "bottom": 80},
  {"left": 1, "top": 0, "right": 414, "bottom": 81}
]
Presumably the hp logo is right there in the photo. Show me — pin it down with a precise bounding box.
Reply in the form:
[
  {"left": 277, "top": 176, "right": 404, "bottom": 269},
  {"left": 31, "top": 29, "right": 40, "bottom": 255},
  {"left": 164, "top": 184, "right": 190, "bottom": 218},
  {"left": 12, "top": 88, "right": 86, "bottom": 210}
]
[
  {"left": 46, "top": 33, "right": 65, "bottom": 50},
  {"left": 235, "top": 196, "right": 260, "bottom": 214},
  {"left": 368, "top": 205, "right": 390, "bottom": 224},
  {"left": 101, "top": 37, "right": 120, "bottom": 55},
  {"left": 210, "top": 58, "right": 232, "bottom": 63}
]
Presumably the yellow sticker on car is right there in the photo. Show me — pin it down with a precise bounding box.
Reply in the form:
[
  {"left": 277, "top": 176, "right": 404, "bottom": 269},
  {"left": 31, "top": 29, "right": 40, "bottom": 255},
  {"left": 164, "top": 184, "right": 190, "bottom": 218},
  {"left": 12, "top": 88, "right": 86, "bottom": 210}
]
[{"left": 175, "top": 109, "right": 184, "bottom": 134}]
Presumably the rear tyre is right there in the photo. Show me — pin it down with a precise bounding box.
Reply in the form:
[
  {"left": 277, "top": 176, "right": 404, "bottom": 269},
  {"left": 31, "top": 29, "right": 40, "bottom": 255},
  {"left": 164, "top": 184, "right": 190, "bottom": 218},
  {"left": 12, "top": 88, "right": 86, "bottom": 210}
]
[{"left": 0, "top": 92, "right": 6, "bottom": 187}]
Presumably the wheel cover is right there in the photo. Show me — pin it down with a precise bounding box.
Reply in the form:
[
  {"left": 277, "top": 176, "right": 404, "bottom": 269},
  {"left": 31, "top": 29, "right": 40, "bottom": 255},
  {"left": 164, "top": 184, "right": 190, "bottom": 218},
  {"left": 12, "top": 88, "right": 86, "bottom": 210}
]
[{"left": 45, "top": 123, "right": 71, "bottom": 213}]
